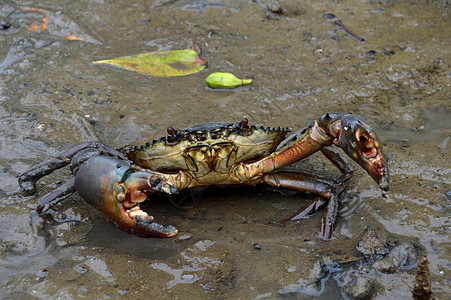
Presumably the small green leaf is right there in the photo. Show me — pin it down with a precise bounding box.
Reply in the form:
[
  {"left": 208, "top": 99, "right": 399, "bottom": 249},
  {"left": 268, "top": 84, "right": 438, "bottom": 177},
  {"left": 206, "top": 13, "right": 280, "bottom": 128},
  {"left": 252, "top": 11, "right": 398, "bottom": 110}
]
[
  {"left": 205, "top": 72, "right": 253, "bottom": 89},
  {"left": 93, "top": 49, "right": 207, "bottom": 77}
]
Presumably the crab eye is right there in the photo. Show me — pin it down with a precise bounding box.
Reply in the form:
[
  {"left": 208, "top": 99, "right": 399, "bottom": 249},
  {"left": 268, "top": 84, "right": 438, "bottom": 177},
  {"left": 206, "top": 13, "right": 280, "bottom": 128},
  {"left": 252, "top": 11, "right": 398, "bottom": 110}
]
[
  {"left": 148, "top": 176, "right": 161, "bottom": 187},
  {"left": 167, "top": 127, "right": 182, "bottom": 141},
  {"left": 235, "top": 118, "right": 249, "bottom": 131}
]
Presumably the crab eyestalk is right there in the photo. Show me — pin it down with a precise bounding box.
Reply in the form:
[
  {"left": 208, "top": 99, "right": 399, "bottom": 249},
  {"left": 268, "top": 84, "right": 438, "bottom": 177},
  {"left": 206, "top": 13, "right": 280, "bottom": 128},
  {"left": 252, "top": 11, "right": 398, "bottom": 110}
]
[{"left": 335, "top": 114, "right": 389, "bottom": 191}]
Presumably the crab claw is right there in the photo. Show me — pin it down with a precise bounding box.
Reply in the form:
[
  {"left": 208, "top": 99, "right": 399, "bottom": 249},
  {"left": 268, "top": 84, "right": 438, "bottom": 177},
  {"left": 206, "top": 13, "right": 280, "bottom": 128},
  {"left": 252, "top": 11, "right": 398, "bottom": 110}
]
[
  {"left": 337, "top": 114, "right": 389, "bottom": 191},
  {"left": 74, "top": 155, "right": 179, "bottom": 238}
]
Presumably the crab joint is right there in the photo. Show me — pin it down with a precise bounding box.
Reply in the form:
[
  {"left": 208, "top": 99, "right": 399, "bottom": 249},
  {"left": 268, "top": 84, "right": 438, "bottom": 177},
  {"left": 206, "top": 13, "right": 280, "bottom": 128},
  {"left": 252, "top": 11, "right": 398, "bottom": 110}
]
[
  {"left": 309, "top": 121, "right": 332, "bottom": 145},
  {"left": 114, "top": 183, "right": 127, "bottom": 202}
]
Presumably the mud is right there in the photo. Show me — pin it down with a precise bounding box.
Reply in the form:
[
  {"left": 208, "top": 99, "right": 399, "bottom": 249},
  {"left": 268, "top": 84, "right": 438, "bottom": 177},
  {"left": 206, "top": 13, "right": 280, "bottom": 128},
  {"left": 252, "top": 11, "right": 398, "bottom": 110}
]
[{"left": 1, "top": 0, "right": 450, "bottom": 299}]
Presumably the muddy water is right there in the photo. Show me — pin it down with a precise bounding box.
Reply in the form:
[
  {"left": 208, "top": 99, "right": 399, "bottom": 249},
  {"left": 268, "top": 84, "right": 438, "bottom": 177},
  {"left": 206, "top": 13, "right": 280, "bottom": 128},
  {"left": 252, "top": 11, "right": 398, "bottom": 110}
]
[{"left": 1, "top": 0, "right": 450, "bottom": 298}]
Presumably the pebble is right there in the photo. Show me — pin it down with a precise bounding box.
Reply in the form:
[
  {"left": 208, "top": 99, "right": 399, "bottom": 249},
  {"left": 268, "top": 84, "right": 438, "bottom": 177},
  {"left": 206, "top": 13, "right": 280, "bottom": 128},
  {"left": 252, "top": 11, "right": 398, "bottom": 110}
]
[
  {"left": 343, "top": 274, "right": 376, "bottom": 299},
  {"left": 324, "top": 13, "right": 336, "bottom": 20},
  {"left": 0, "top": 22, "right": 11, "bottom": 30},
  {"left": 182, "top": 274, "right": 194, "bottom": 281},
  {"left": 36, "top": 123, "right": 45, "bottom": 131},
  {"left": 178, "top": 234, "right": 192, "bottom": 241},
  {"left": 444, "top": 190, "right": 451, "bottom": 201},
  {"left": 356, "top": 226, "right": 397, "bottom": 256},
  {"left": 373, "top": 242, "right": 417, "bottom": 273}
]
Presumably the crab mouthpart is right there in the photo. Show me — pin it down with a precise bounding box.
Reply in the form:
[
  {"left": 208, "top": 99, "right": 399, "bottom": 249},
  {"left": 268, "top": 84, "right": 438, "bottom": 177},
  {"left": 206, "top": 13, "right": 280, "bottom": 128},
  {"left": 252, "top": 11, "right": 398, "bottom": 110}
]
[{"left": 147, "top": 175, "right": 178, "bottom": 195}]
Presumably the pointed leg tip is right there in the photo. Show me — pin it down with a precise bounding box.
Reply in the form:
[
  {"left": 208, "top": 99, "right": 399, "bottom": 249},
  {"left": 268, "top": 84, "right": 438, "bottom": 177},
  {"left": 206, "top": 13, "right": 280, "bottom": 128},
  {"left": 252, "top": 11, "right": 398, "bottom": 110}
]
[
  {"left": 36, "top": 205, "right": 44, "bottom": 214},
  {"left": 380, "top": 182, "right": 390, "bottom": 192},
  {"left": 319, "top": 232, "right": 333, "bottom": 241},
  {"left": 320, "top": 221, "right": 334, "bottom": 241}
]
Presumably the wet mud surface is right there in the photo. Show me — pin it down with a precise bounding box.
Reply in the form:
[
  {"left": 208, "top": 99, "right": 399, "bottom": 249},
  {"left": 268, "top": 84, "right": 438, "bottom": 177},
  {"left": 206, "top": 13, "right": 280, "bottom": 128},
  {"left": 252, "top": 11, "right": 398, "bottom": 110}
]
[{"left": 1, "top": 0, "right": 450, "bottom": 299}]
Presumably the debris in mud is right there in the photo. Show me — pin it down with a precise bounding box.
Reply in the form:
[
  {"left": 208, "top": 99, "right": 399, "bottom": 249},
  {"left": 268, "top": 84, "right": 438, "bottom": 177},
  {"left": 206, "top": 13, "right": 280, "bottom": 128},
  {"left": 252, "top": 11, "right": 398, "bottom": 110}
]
[
  {"left": 280, "top": 238, "right": 421, "bottom": 299},
  {"left": 366, "top": 50, "right": 376, "bottom": 57},
  {"left": 342, "top": 268, "right": 377, "bottom": 300},
  {"left": 0, "top": 21, "right": 11, "bottom": 30},
  {"left": 252, "top": 0, "right": 283, "bottom": 19},
  {"left": 444, "top": 190, "right": 451, "bottom": 201},
  {"left": 205, "top": 72, "right": 253, "bottom": 89},
  {"left": 264, "top": 0, "right": 284, "bottom": 19},
  {"left": 279, "top": 257, "right": 343, "bottom": 296},
  {"left": 356, "top": 226, "right": 397, "bottom": 256},
  {"left": 254, "top": 0, "right": 303, "bottom": 19},
  {"left": 340, "top": 229, "right": 419, "bottom": 298},
  {"left": 177, "top": 234, "right": 192, "bottom": 241},
  {"left": 315, "top": 259, "right": 342, "bottom": 280},
  {"left": 93, "top": 49, "right": 207, "bottom": 77},
  {"left": 139, "top": 19, "right": 151, "bottom": 24},
  {"left": 373, "top": 242, "right": 417, "bottom": 273},
  {"left": 412, "top": 256, "right": 433, "bottom": 300},
  {"left": 366, "top": 50, "right": 377, "bottom": 62},
  {"left": 324, "top": 13, "right": 335, "bottom": 20},
  {"left": 324, "top": 13, "right": 365, "bottom": 42},
  {"left": 15, "top": 6, "right": 101, "bottom": 43}
]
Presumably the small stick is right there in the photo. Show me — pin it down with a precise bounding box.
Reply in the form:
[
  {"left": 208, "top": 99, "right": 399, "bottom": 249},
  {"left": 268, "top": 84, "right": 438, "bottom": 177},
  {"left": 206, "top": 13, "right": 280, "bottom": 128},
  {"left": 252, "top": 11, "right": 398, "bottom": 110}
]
[{"left": 334, "top": 19, "right": 365, "bottom": 42}]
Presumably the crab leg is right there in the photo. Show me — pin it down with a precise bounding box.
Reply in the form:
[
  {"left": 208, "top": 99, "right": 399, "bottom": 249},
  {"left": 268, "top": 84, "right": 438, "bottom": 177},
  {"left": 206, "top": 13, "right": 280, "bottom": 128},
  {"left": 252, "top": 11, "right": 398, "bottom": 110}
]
[
  {"left": 19, "top": 141, "right": 127, "bottom": 195},
  {"left": 262, "top": 170, "right": 346, "bottom": 240},
  {"left": 37, "top": 178, "right": 76, "bottom": 213},
  {"left": 236, "top": 113, "right": 389, "bottom": 191},
  {"left": 19, "top": 157, "right": 71, "bottom": 196},
  {"left": 320, "top": 146, "right": 353, "bottom": 182},
  {"left": 279, "top": 197, "right": 328, "bottom": 223}
]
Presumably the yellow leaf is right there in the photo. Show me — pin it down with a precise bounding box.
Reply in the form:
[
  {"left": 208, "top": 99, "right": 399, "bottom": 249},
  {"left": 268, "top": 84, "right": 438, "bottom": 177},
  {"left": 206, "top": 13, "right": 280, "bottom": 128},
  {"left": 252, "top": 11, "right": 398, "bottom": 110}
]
[{"left": 93, "top": 49, "right": 208, "bottom": 77}]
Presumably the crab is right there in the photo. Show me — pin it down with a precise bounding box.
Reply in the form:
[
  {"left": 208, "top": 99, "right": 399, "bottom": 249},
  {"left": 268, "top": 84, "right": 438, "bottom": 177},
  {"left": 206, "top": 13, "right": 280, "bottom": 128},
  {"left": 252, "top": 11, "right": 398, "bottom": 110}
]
[{"left": 19, "top": 113, "right": 389, "bottom": 240}]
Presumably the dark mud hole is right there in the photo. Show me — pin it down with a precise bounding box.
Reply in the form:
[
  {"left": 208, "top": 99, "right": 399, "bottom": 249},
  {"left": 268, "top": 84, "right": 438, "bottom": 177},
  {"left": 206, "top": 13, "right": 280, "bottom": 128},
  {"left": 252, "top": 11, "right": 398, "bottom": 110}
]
[{"left": 1, "top": 0, "right": 450, "bottom": 299}]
